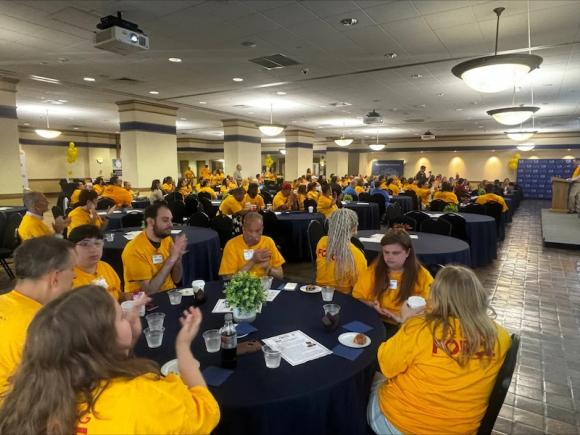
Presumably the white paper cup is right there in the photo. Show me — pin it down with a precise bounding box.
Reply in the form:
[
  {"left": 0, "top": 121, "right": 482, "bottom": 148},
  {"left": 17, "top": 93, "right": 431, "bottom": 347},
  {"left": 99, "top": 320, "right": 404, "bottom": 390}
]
[
  {"left": 308, "top": 206, "right": 314, "bottom": 213},
  {"left": 191, "top": 280, "right": 206, "bottom": 293},
  {"left": 407, "top": 296, "right": 427, "bottom": 309},
  {"left": 120, "top": 300, "right": 134, "bottom": 314},
  {"left": 105, "top": 233, "right": 114, "bottom": 242}
]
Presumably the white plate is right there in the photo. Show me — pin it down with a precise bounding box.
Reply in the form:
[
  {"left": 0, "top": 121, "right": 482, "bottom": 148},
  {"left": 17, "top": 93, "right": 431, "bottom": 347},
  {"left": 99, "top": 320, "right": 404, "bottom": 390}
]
[
  {"left": 338, "top": 332, "right": 371, "bottom": 348},
  {"left": 179, "top": 288, "right": 194, "bottom": 296},
  {"left": 161, "top": 358, "right": 199, "bottom": 376},
  {"left": 300, "top": 285, "right": 322, "bottom": 294}
]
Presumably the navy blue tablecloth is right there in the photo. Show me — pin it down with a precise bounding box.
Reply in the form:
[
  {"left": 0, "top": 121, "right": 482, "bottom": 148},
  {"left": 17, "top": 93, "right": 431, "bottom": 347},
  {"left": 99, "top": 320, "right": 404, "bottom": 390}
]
[
  {"left": 98, "top": 209, "right": 144, "bottom": 230},
  {"left": 344, "top": 202, "right": 380, "bottom": 230},
  {"left": 357, "top": 230, "right": 471, "bottom": 267},
  {"left": 390, "top": 196, "right": 413, "bottom": 213},
  {"left": 427, "top": 212, "right": 497, "bottom": 267},
  {"left": 134, "top": 280, "right": 386, "bottom": 435},
  {"left": 102, "top": 226, "right": 221, "bottom": 287},
  {"left": 275, "top": 212, "right": 326, "bottom": 262}
]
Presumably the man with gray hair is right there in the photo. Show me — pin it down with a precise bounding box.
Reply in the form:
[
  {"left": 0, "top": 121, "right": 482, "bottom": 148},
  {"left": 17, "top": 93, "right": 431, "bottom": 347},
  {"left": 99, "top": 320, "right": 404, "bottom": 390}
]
[
  {"left": 18, "top": 192, "right": 69, "bottom": 241},
  {"left": 0, "top": 236, "right": 76, "bottom": 396}
]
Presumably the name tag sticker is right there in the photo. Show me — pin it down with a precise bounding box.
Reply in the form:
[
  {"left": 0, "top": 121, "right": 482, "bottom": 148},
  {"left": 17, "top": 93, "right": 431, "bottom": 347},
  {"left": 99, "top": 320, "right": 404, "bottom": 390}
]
[
  {"left": 152, "top": 254, "right": 164, "bottom": 265},
  {"left": 243, "top": 249, "right": 254, "bottom": 261},
  {"left": 389, "top": 280, "right": 398, "bottom": 290}
]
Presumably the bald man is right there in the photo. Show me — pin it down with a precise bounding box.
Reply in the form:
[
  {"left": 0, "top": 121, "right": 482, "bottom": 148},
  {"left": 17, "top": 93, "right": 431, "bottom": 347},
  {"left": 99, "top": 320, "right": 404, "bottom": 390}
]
[{"left": 218, "top": 212, "right": 284, "bottom": 279}]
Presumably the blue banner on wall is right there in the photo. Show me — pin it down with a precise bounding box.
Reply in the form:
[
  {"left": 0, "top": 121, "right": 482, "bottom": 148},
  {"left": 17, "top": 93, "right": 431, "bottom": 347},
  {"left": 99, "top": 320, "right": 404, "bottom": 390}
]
[
  {"left": 516, "top": 158, "right": 575, "bottom": 199},
  {"left": 371, "top": 160, "right": 404, "bottom": 177}
]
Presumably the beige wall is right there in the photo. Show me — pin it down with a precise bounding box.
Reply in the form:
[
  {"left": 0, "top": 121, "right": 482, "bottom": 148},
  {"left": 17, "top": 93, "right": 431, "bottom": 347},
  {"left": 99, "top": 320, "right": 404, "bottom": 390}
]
[{"left": 0, "top": 79, "right": 24, "bottom": 195}]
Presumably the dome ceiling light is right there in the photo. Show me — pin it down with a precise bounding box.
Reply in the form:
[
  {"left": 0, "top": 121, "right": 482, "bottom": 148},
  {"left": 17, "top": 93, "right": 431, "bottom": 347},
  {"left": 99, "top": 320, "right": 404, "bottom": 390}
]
[
  {"left": 516, "top": 142, "right": 535, "bottom": 151},
  {"left": 35, "top": 110, "right": 61, "bottom": 139},
  {"left": 451, "top": 7, "right": 542, "bottom": 93},
  {"left": 505, "top": 130, "right": 537, "bottom": 142},
  {"left": 487, "top": 106, "right": 539, "bottom": 126},
  {"left": 258, "top": 103, "right": 285, "bottom": 136}
]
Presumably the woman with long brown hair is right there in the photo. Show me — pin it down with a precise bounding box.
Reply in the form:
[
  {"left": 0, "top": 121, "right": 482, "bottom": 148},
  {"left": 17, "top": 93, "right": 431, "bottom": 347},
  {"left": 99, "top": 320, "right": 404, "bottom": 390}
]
[
  {"left": 367, "top": 265, "right": 511, "bottom": 434},
  {"left": 0, "top": 286, "right": 219, "bottom": 434},
  {"left": 352, "top": 228, "right": 432, "bottom": 337}
]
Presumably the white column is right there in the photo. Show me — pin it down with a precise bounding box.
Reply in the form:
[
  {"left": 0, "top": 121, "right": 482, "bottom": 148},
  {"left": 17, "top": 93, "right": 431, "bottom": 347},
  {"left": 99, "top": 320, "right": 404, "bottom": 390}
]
[
  {"left": 222, "top": 119, "right": 261, "bottom": 178},
  {"left": 0, "top": 78, "right": 23, "bottom": 194},
  {"left": 285, "top": 128, "right": 314, "bottom": 180}
]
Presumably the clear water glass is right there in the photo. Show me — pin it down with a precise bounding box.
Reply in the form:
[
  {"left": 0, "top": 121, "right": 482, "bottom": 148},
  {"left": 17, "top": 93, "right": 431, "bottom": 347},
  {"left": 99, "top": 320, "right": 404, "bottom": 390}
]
[
  {"left": 321, "top": 286, "right": 335, "bottom": 302},
  {"left": 202, "top": 329, "right": 221, "bottom": 353},
  {"left": 145, "top": 312, "right": 165, "bottom": 330},
  {"left": 144, "top": 327, "right": 164, "bottom": 348},
  {"left": 263, "top": 345, "right": 282, "bottom": 368},
  {"left": 168, "top": 290, "right": 183, "bottom": 305}
]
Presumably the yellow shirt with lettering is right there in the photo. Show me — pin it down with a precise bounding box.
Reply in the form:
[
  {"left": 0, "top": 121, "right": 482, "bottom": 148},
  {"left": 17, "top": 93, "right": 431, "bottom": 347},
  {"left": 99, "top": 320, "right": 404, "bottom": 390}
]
[
  {"left": 317, "top": 195, "right": 337, "bottom": 218},
  {"left": 199, "top": 186, "right": 217, "bottom": 200},
  {"left": 243, "top": 193, "right": 265, "bottom": 210},
  {"left": 73, "top": 261, "right": 121, "bottom": 301},
  {"left": 102, "top": 185, "right": 133, "bottom": 207},
  {"left": 219, "top": 195, "right": 243, "bottom": 216},
  {"left": 121, "top": 231, "right": 175, "bottom": 293},
  {"left": 67, "top": 207, "right": 104, "bottom": 234},
  {"left": 433, "top": 191, "right": 459, "bottom": 205},
  {"left": 0, "top": 290, "right": 42, "bottom": 397},
  {"left": 352, "top": 263, "right": 433, "bottom": 320},
  {"left": 70, "top": 189, "right": 82, "bottom": 205},
  {"left": 378, "top": 316, "right": 511, "bottom": 434},
  {"left": 219, "top": 235, "right": 285, "bottom": 277},
  {"left": 475, "top": 193, "right": 509, "bottom": 212},
  {"left": 76, "top": 374, "right": 220, "bottom": 434},
  {"left": 315, "top": 236, "right": 367, "bottom": 294},
  {"left": 17, "top": 213, "right": 52, "bottom": 241}
]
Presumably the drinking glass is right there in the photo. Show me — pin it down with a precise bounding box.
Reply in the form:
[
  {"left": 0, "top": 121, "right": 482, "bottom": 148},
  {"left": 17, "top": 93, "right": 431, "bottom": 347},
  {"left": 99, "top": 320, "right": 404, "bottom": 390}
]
[
  {"left": 144, "top": 327, "right": 164, "bottom": 348},
  {"left": 262, "top": 345, "right": 282, "bottom": 368},
  {"left": 321, "top": 286, "right": 335, "bottom": 302},
  {"left": 202, "top": 329, "right": 221, "bottom": 353},
  {"left": 168, "top": 290, "right": 183, "bottom": 305},
  {"left": 145, "top": 312, "right": 165, "bottom": 330}
]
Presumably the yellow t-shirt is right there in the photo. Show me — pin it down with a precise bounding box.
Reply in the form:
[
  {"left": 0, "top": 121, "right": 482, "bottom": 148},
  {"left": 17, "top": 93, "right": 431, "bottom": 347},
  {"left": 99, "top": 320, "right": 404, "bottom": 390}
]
[
  {"left": 272, "top": 191, "right": 288, "bottom": 211},
  {"left": 67, "top": 207, "right": 104, "bottom": 234},
  {"left": 387, "top": 184, "right": 400, "bottom": 195},
  {"left": 243, "top": 193, "right": 265, "bottom": 210},
  {"left": 219, "top": 195, "right": 243, "bottom": 216},
  {"left": 354, "top": 186, "right": 364, "bottom": 194},
  {"left": 199, "top": 186, "right": 217, "bottom": 200},
  {"left": 76, "top": 373, "right": 220, "bottom": 434},
  {"left": 178, "top": 185, "right": 192, "bottom": 197},
  {"left": 352, "top": 263, "right": 433, "bottom": 320},
  {"left": 307, "top": 190, "right": 319, "bottom": 201},
  {"left": 0, "top": 290, "right": 42, "bottom": 397},
  {"left": 378, "top": 316, "right": 511, "bottom": 434},
  {"left": 121, "top": 231, "right": 175, "bottom": 293},
  {"left": 228, "top": 182, "right": 237, "bottom": 190},
  {"left": 94, "top": 184, "right": 105, "bottom": 196},
  {"left": 475, "top": 193, "right": 509, "bottom": 212},
  {"left": 184, "top": 169, "right": 194, "bottom": 179},
  {"left": 416, "top": 187, "right": 431, "bottom": 205},
  {"left": 573, "top": 166, "right": 580, "bottom": 178},
  {"left": 70, "top": 189, "right": 82, "bottom": 205},
  {"left": 317, "top": 195, "right": 337, "bottom": 218},
  {"left": 315, "top": 236, "right": 367, "bottom": 294},
  {"left": 219, "top": 235, "right": 285, "bottom": 277},
  {"left": 433, "top": 191, "right": 459, "bottom": 205},
  {"left": 161, "top": 183, "right": 174, "bottom": 193},
  {"left": 17, "top": 213, "right": 52, "bottom": 241},
  {"left": 297, "top": 193, "right": 306, "bottom": 211},
  {"left": 73, "top": 261, "right": 122, "bottom": 301},
  {"left": 102, "top": 185, "right": 133, "bottom": 207},
  {"left": 200, "top": 168, "right": 210, "bottom": 180}
]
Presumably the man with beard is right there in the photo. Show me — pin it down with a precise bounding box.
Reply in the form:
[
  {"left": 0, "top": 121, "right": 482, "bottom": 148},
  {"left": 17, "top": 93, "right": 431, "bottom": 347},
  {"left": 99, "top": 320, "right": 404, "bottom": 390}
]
[{"left": 121, "top": 202, "right": 188, "bottom": 295}]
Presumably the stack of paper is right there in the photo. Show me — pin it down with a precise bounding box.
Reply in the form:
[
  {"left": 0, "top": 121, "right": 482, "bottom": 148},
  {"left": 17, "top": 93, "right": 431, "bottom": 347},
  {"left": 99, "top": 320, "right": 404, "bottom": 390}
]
[
  {"left": 262, "top": 330, "right": 332, "bottom": 366},
  {"left": 123, "top": 230, "right": 142, "bottom": 240},
  {"left": 359, "top": 233, "right": 384, "bottom": 243}
]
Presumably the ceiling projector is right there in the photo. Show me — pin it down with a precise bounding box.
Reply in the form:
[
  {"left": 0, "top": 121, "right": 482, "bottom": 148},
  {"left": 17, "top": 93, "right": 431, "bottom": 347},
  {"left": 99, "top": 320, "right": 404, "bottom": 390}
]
[
  {"left": 94, "top": 12, "right": 149, "bottom": 55},
  {"left": 421, "top": 131, "right": 436, "bottom": 140},
  {"left": 363, "top": 109, "right": 384, "bottom": 125}
]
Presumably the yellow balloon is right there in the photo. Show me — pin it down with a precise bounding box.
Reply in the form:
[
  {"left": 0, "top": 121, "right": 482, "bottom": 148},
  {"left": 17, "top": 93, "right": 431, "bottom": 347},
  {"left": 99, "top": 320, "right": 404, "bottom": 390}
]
[
  {"left": 514, "top": 153, "right": 521, "bottom": 159},
  {"left": 508, "top": 161, "right": 517, "bottom": 170}
]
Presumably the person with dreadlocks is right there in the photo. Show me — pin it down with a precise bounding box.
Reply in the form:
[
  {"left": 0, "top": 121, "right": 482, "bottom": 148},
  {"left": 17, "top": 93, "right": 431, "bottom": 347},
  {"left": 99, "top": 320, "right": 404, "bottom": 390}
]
[{"left": 315, "top": 209, "right": 367, "bottom": 294}]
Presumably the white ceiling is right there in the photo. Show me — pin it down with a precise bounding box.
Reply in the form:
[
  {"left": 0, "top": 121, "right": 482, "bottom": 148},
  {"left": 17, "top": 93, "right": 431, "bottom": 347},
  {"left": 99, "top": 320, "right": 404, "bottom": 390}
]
[{"left": 1, "top": 0, "right": 580, "bottom": 141}]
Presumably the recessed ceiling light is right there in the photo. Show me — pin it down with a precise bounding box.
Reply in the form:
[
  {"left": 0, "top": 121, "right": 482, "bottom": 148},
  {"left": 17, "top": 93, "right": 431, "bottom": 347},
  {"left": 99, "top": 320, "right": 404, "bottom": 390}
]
[
  {"left": 276, "top": 91, "right": 287, "bottom": 95},
  {"left": 248, "top": 111, "right": 254, "bottom": 114},
  {"left": 478, "top": 125, "right": 484, "bottom": 128},
  {"left": 568, "top": 148, "right": 571, "bottom": 151},
  {"left": 411, "top": 73, "right": 423, "bottom": 79},
  {"left": 58, "top": 99, "right": 67, "bottom": 103},
  {"left": 492, "top": 149, "right": 496, "bottom": 152},
  {"left": 385, "top": 52, "right": 398, "bottom": 59},
  {"left": 180, "top": 117, "right": 187, "bottom": 121},
  {"left": 73, "top": 127, "right": 79, "bottom": 130},
  {"left": 149, "top": 90, "right": 159, "bottom": 95},
  {"left": 30, "top": 75, "right": 60, "bottom": 84},
  {"left": 454, "top": 150, "right": 457, "bottom": 153},
  {"left": 199, "top": 101, "right": 207, "bottom": 104},
  {"left": 232, "top": 77, "right": 244, "bottom": 82},
  {"left": 83, "top": 77, "right": 95, "bottom": 82},
  {"left": 168, "top": 57, "right": 182, "bottom": 63},
  {"left": 455, "top": 108, "right": 463, "bottom": 111},
  {"left": 241, "top": 41, "right": 256, "bottom": 48},
  {"left": 340, "top": 18, "right": 358, "bottom": 26},
  {"left": 437, "top": 92, "right": 445, "bottom": 97},
  {"left": 22, "top": 122, "right": 30, "bottom": 126}
]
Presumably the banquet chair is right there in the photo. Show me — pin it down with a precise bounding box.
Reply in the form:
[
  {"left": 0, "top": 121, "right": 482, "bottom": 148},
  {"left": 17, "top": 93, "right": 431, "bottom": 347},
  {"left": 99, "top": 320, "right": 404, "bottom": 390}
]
[
  {"left": 51, "top": 205, "right": 64, "bottom": 219},
  {"left": 168, "top": 201, "right": 186, "bottom": 224},
  {"left": 211, "top": 215, "right": 234, "bottom": 248},
  {"left": 0, "top": 212, "right": 22, "bottom": 279},
  {"left": 439, "top": 213, "right": 468, "bottom": 242},
  {"left": 197, "top": 191, "right": 212, "bottom": 201},
  {"left": 462, "top": 203, "right": 485, "bottom": 214},
  {"left": 385, "top": 203, "right": 402, "bottom": 226},
  {"left": 358, "top": 192, "right": 372, "bottom": 202},
  {"left": 121, "top": 212, "right": 144, "bottom": 228},
  {"left": 429, "top": 199, "right": 447, "bottom": 212},
  {"left": 184, "top": 195, "right": 198, "bottom": 218},
  {"left": 420, "top": 219, "right": 452, "bottom": 236},
  {"left": 0, "top": 212, "right": 14, "bottom": 279},
  {"left": 389, "top": 216, "right": 417, "bottom": 232},
  {"left": 405, "top": 211, "right": 430, "bottom": 229},
  {"left": 307, "top": 220, "right": 325, "bottom": 265},
  {"left": 350, "top": 236, "right": 366, "bottom": 255},
  {"left": 400, "top": 190, "right": 419, "bottom": 210},
  {"left": 260, "top": 190, "right": 272, "bottom": 206},
  {"left": 187, "top": 211, "right": 210, "bottom": 228},
  {"left": 303, "top": 199, "right": 317, "bottom": 213},
  {"left": 198, "top": 196, "right": 217, "bottom": 220},
  {"left": 477, "top": 334, "right": 520, "bottom": 435},
  {"left": 96, "top": 197, "right": 116, "bottom": 210},
  {"left": 370, "top": 193, "right": 387, "bottom": 220}
]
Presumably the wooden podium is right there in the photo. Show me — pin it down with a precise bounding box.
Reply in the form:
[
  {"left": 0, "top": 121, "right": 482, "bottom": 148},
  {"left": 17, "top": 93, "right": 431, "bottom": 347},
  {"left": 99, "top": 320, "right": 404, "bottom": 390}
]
[{"left": 551, "top": 177, "right": 571, "bottom": 212}]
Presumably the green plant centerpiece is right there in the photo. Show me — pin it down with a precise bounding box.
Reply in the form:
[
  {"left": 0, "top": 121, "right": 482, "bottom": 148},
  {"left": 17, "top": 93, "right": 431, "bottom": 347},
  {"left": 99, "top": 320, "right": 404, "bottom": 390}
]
[
  {"left": 224, "top": 272, "right": 267, "bottom": 323},
  {"left": 342, "top": 194, "right": 353, "bottom": 202},
  {"left": 443, "top": 203, "right": 458, "bottom": 213}
]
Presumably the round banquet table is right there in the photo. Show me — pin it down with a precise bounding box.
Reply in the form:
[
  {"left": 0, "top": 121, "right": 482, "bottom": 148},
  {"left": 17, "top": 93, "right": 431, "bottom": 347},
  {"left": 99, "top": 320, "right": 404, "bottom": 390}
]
[
  {"left": 131, "top": 198, "right": 150, "bottom": 209},
  {"left": 102, "top": 225, "right": 221, "bottom": 286},
  {"left": 390, "top": 196, "right": 413, "bottom": 213},
  {"left": 344, "top": 202, "right": 380, "bottom": 230},
  {"left": 426, "top": 212, "right": 497, "bottom": 267},
  {"left": 504, "top": 197, "right": 514, "bottom": 222},
  {"left": 357, "top": 230, "right": 471, "bottom": 267},
  {"left": 274, "top": 211, "right": 326, "bottom": 262},
  {"left": 0, "top": 205, "right": 26, "bottom": 217},
  {"left": 134, "top": 280, "right": 386, "bottom": 435},
  {"left": 98, "top": 209, "right": 144, "bottom": 230}
]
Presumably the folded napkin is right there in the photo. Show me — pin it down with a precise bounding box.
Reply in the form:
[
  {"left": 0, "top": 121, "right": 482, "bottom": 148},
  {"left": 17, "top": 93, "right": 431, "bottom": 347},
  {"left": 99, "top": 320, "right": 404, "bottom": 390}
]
[
  {"left": 332, "top": 344, "right": 364, "bottom": 361},
  {"left": 235, "top": 322, "right": 257, "bottom": 336},
  {"left": 342, "top": 321, "right": 373, "bottom": 334},
  {"left": 202, "top": 366, "right": 234, "bottom": 387}
]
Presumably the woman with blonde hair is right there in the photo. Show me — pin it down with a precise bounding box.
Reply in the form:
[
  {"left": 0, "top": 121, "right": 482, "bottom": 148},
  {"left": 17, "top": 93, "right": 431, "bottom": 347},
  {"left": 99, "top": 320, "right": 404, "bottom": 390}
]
[
  {"left": 0, "top": 286, "right": 220, "bottom": 434},
  {"left": 315, "top": 209, "right": 367, "bottom": 294},
  {"left": 368, "top": 265, "right": 511, "bottom": 434}
]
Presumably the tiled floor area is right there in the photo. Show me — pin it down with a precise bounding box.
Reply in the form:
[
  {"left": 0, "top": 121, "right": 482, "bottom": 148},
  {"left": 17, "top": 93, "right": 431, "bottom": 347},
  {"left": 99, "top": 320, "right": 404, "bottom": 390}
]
[{"left": 1, "top": 199, "right": 579, "bottom": 434}]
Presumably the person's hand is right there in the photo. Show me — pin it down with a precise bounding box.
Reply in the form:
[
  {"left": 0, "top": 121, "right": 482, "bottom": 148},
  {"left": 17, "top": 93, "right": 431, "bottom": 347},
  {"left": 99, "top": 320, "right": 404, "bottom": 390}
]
[
  {"left": 400, "top": 301, "right": 425, "bottom": 323},
  {"left": 170, "top": 233, "right": 188, "bottom": 261},
  {"left": 127, "top": 293, "right": 151, "bottom": 341},
  {"left": 252, "top": 249, "right": 271, "bottom": 263},
  {"left": 107, "top": 205, "right": 118, "bottom": 215},
  {"left": 53, "top": 216, "right": 69, "bottom": 234},
  {"left": 176, "top": 306, "right": 203, "bottom": 348}
]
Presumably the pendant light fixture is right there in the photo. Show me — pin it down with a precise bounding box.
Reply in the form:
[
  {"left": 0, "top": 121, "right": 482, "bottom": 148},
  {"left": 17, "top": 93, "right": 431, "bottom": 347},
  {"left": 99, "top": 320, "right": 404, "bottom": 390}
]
[
  {"left": 516, "top": 142, "right": 535, "bottom": 151},
  {"left": 505, "top": 130, "right": 537, "bottom": 142},
  {"left": 451, "top": 7, "right": 542, "bottom": 93},
  {"left": 487, "top": 106, "right": 539, "bottom": 125},
  {"left": 258, "top": 103, "right": 285, "bottom": 136},
  {"left": 334, "top": 123, "right": 353, "bottom": 146},
  {"left": 279, "top": 149, "right": 286, "bottom": 155},
  {"left": 369, "top": 130, "right": 385, "bottom": 151},
  {"left": 35, "top": 110, "right": 62, "bottom": 139}
]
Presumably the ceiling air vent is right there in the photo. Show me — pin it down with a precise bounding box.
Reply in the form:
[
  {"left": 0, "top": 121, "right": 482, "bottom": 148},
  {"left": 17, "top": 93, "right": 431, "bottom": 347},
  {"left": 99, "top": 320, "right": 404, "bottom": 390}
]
[
  {"left": 249, "top": 53, "right": 301, "bottom": 70},
  {"left": 112, "top": 77, "right": 141, "bottom": 83}
]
